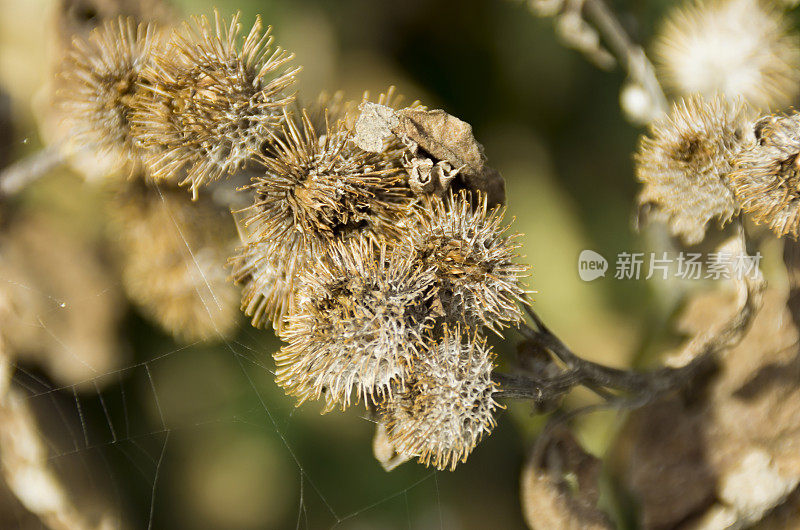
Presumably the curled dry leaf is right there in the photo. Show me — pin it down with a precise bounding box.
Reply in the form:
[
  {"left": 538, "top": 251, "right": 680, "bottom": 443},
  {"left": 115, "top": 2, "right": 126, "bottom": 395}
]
[
  {"left": 405, "top": 157, "right": 459, "bottom": 198},
  {"left": 352, "top": 103, "right": 506, "bottom": 205},
  {"left": 396, "top": 107, "right": 506, "bottom": 206},
  {"left": 520, "top": 427, "right": 612, "bottom": 530}
]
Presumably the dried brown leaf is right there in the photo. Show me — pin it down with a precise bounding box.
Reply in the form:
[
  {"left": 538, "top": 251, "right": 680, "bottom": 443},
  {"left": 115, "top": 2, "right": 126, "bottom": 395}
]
[
  {"left": 615, "top": 287, "right": 800, "bottom": 529},
  {"left": 396, "top": 108, "right": 506, "bottom": 205}
]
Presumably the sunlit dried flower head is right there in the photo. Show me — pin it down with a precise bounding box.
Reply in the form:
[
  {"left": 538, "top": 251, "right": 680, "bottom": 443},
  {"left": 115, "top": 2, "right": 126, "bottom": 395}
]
[
  {"left": 58, "top": 17, "right": 161, "bottom": 172},
  {"left": 636, "top": 95, "right": 753, "bottom": 244},
  {"left": 655, "top": 0, "right": 800, "bottom": 109},
  {"left": 730, "top": 113, "right": 800, "bottom": 237},
  {"left": 231, "top": 107, "right": 412, "bottom": 328},
  {"left": 109, "top": 180, "right": 240, "bottom": 342},
  {"left": 131, "top": 10, "right": 298, "bottom": 197},
  {"left": 246, "top": 108, "right": 410, "bottom": 247},
  {"left": 274, "top": 237, "right": 437, "bottom": 412},
  {"left": 405, "top": 191, "right": 527, "bottom": 332},
  {"left": 381, "top": 325, "right": 500, "bottom": 471}
]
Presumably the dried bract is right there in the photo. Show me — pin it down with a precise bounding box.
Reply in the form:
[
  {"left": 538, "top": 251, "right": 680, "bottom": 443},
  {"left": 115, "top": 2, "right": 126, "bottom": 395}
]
[
  {"left": 275, "top": 238, "right": 437, "bottom": 412},
  {"left": 731, "top": 113, "right": 800, "bottom": 238},
  {"left": 656, "top": 0, "right": 800, "bottom": 109},
  {"left": 58, "top": 17, "right": 161, "bottom": 172},
  {"left": 636, "top": 95, "right": 752, "bottom": 244},
  {"left": 406, "top": 191, "right": 527, "bottom": 332},
  {"left": 132, "top": 11, "right": 298, "bottom": 196},
  {"left": 381, "top": 326, "right": 499, "bottom": 471}
]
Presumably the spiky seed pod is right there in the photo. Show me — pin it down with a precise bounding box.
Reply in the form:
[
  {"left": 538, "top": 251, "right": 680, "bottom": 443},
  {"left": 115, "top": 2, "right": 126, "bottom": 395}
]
[
  {"left": 730, "top": 113, "right": 800, "bottom": 238},
  {"left": 58, "top": 17, "right": 162, "bottom": 172},
  {"left": 405, "top": 191, "right": 528, "bottom": 333},
  {"left": 635, "top": 95, "right": 753, "bottom": 245},
  {"left": 380, "top": 325, "right": 500, "bottom": 471},
  {"left": 232, "top": 107, "right": 412, "bottom": 329},
  {"left": 275, "top": 237, "right": 437, "bottom": 412},
  {"left": 109, "top": 180, "right": 240, "bottom": 342},
  {"left": 247, "top": 108, "right": 411, "bottom": 249},
  {"left": 131, "top": 11, "right": 298, "bottom": 197},
  {"left": 655, "top": 0, "right": 800, "bottom": 110}
]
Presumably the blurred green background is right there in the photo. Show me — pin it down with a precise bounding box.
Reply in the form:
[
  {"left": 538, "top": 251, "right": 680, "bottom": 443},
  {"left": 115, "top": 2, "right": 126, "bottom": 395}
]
[{"left": 0, "top": 0, "right": 728, "bottom": 528}]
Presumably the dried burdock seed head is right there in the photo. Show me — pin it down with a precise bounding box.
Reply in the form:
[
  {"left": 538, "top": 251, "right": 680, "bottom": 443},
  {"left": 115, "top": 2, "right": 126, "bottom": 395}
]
[
  {"left": 131, "top": 10, "right": 299, "bottom": 197},
  {"left": 730, "top": 113, "right": 800, "bottom": 238},
  {"left": 655, "top": 0, "right": 800, "bottom": 110},
  {"left": 231, "top": 107, "right": 412, "bottom": 329},
  {"left": 109, "top": 180, "right": 240, "bottom": 342},
  {"left": 380, "top": 325, "right": 500, "bottom": 471},
  {"left": 406, "top": 191, "right": 528, "bottom": 332},
  {"left": 246, "top": 108, "right": 410, "bottom": 248},
  {"left": 635, "top": 95, "right": 753, "bottom": 245},
  {"left": 58, "top": 17, "right": 162, "bottom": 173},
  {"left": 274, "top": 237, "right": 437, "bottom": 412}
]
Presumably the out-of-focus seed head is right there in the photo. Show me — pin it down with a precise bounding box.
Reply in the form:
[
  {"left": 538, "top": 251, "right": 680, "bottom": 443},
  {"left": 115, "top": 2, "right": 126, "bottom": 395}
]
[
  {"left": 58, "top": 17, "right": 161, "bottom": 172},
  {"left": 655, "top": 0, "right": 800, "bottom": 110},
  {"left": 406, "top": 191, "right": 528, "bottom": 332},
  {"left": 274, "top": 237, "right": 437, "bottom": 412},
  {"left": 131, "top": 10, "right": 298, "bottom": 197},
  {"left": 109, "top": 180, "right": 240, "bottom": 342},
  {"left": 53, "top": 0, "right": 172, "bottom": 47},
  {"left": 635, "top": 95, "right": 753, "bottom": 245},
  {"left": 380, "top": 325, "right": 500, "bottom": 471},
  {"left": 731, "top": 113, "right": 800, "bottom": 238}
]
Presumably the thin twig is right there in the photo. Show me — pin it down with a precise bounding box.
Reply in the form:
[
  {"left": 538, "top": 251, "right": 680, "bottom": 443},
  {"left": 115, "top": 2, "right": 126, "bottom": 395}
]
[
  {"left": 497, "top": 220, "right": 764, "bottom": 408},
  {"left": 581, "top": 0, "right": 669, "bottom": 117},
  {"left": 0, "top": 145, "right": 66, "bottom": 196}
]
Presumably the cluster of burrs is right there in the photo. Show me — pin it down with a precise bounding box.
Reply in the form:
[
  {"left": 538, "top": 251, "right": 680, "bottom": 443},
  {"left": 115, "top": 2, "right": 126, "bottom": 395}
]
[
  {"left": 636, "top": 95, "right": 800, "bottom": 243},
  {"left": 58, "top": 10, "right": 529, "bottom": 470}
]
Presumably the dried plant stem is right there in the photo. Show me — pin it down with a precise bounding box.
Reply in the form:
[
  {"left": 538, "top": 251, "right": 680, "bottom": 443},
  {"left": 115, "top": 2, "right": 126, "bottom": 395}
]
[
  {"left": 581, "top": 0, "right": 668, "bottom": 117},
  {"left": 0, "top": 340, "right": 112, "bottom": 529},
  {"left": 0, "top": 145, "right": 66, "bottom": 196},
  {"left": 496, "top": 220, "right": 764, "bottom": 410}
]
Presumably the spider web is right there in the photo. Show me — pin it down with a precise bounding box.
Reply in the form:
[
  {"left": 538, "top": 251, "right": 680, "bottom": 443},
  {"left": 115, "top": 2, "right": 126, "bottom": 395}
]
[{"left": 2, "top": 179, "right": 528, "bottom": 529}]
